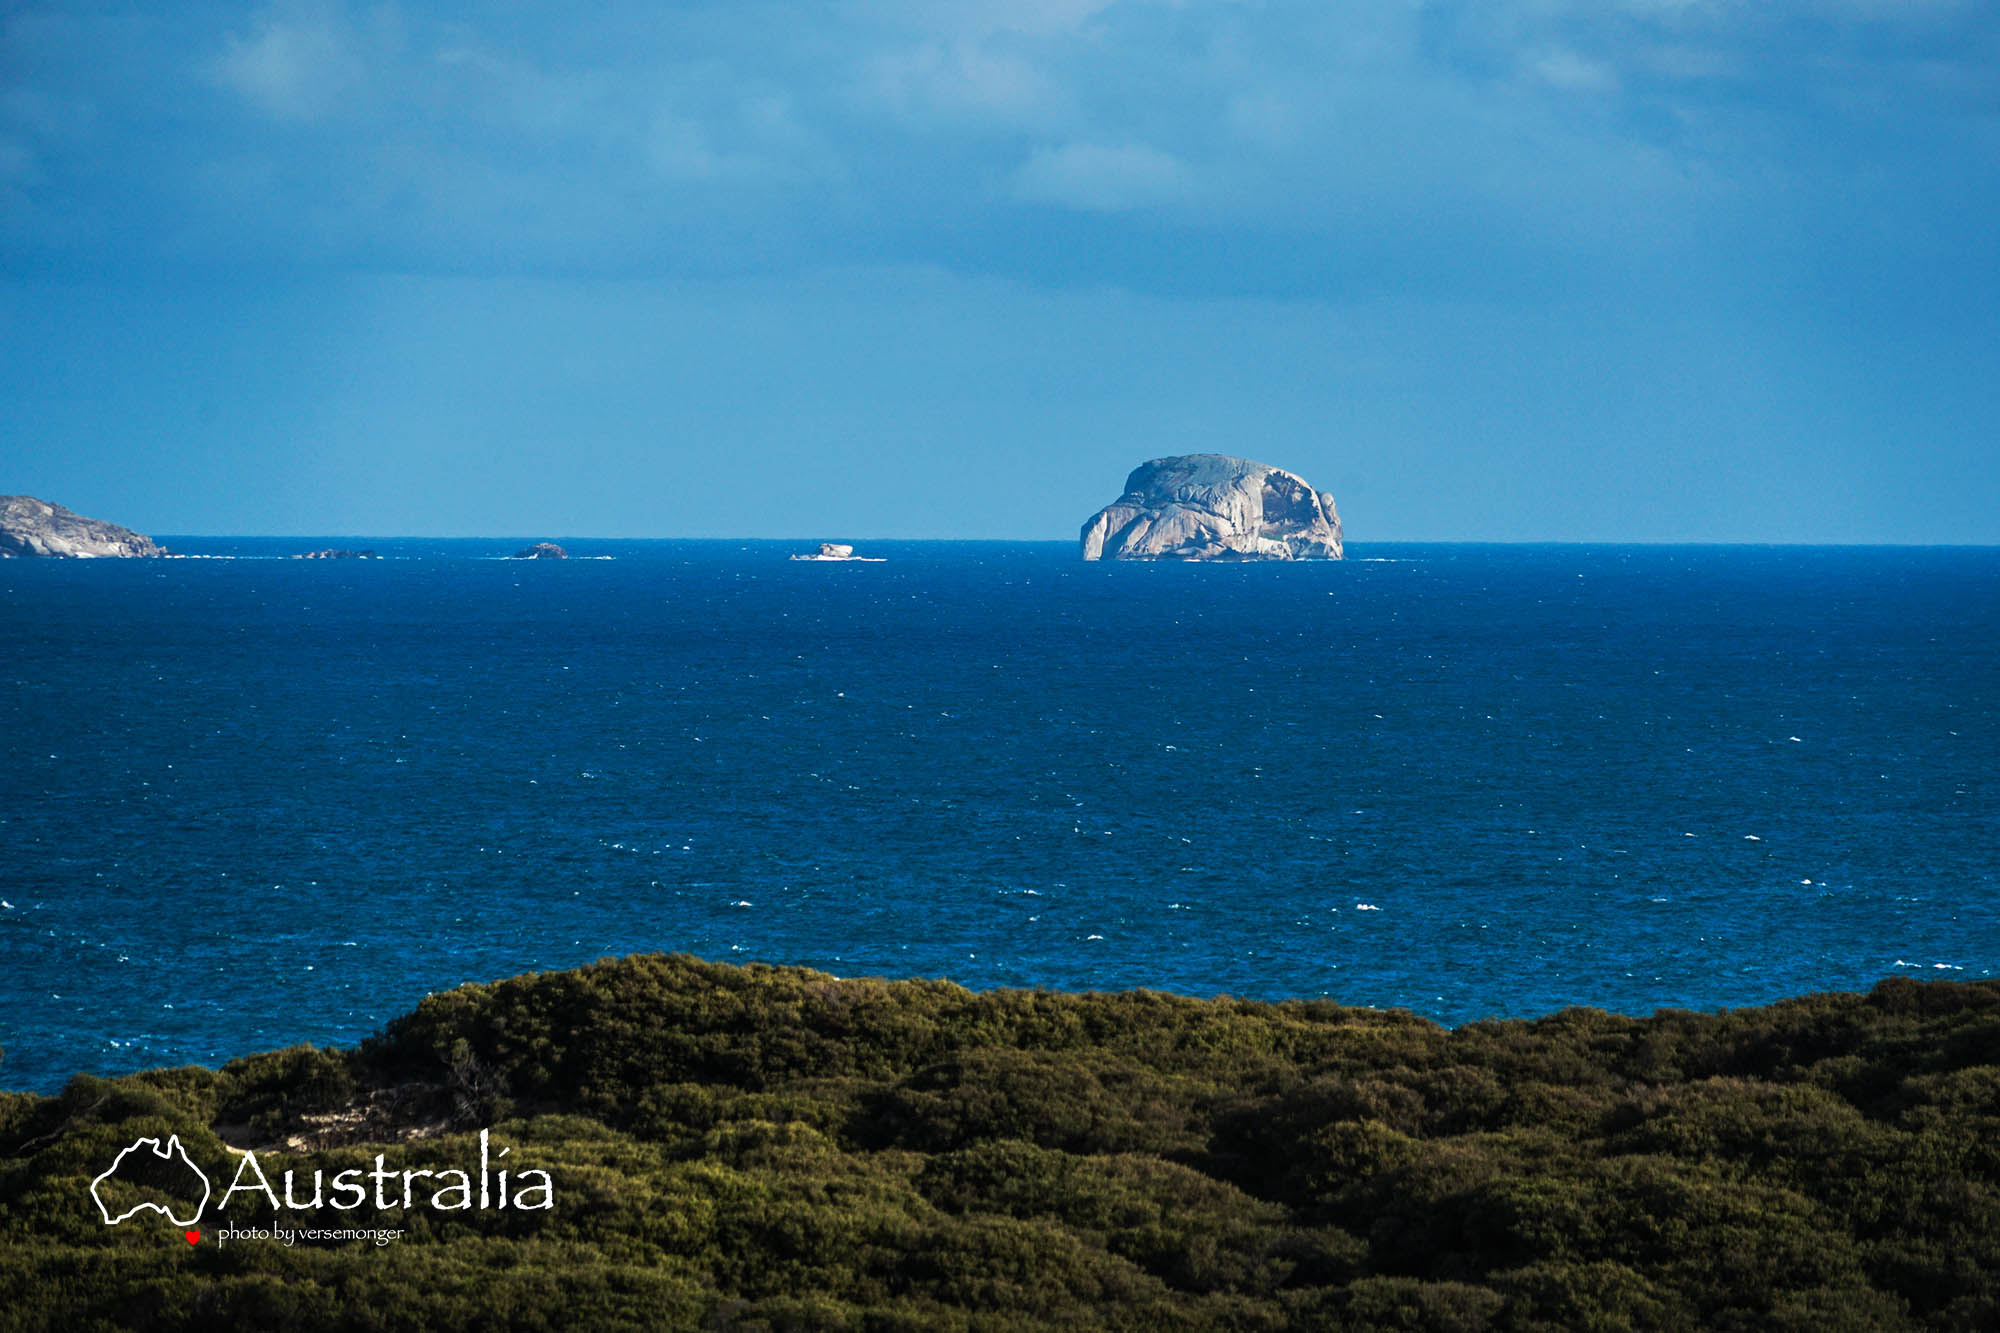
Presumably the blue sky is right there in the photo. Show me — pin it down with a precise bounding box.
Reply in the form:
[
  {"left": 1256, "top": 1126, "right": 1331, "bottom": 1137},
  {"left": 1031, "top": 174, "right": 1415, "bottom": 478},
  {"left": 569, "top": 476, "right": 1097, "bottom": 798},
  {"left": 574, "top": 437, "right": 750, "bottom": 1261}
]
[{"left": 2, "top": 0, "right": 1996, "bottom": 540}]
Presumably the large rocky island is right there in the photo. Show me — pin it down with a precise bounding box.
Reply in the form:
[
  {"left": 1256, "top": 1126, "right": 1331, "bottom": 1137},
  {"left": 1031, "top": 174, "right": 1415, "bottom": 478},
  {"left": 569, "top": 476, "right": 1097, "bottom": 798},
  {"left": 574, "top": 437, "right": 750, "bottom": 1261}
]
[
  {"left": 1080, "top": 454, "right": 1343, "bottom": 561},
  {"left": 0, "top": 495, "right": 165, "bottom": 558}
]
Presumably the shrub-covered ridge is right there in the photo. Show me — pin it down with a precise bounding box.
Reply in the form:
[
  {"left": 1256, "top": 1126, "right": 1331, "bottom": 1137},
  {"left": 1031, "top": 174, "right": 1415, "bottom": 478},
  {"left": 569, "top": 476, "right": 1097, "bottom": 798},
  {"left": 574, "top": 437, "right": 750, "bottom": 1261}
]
[{"left": 3, "top": 955, "right": 1998, "bottom": 1330}]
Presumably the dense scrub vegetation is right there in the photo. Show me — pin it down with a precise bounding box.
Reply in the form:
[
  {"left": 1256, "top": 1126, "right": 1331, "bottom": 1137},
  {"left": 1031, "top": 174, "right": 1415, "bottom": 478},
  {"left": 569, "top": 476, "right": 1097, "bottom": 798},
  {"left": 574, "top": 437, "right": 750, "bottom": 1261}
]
[{"left": 3, "top": 955, "right": 1999, "bottom": 1329}]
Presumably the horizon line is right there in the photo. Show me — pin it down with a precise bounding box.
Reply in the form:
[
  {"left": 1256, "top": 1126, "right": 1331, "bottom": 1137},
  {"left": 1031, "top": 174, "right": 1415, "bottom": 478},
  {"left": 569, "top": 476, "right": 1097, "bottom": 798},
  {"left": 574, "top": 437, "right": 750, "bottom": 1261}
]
[{"left": 143, "top": 535, "right": 2000, "bottom": 550}]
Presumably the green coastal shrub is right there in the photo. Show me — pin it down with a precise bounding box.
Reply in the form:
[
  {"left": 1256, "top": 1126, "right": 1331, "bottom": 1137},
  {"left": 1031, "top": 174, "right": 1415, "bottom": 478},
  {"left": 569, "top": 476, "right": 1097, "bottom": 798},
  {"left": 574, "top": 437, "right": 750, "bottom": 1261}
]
[{"left": 3, "top": 955, "right": 1997, "bottom": 1330}]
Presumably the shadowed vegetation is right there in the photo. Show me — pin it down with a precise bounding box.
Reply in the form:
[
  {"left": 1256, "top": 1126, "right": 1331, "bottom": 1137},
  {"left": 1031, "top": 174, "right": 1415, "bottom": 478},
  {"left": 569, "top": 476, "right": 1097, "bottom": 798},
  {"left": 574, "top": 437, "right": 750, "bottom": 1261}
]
[{"left": 3, "top": 956, "right": 1998, "bottom": 1329}]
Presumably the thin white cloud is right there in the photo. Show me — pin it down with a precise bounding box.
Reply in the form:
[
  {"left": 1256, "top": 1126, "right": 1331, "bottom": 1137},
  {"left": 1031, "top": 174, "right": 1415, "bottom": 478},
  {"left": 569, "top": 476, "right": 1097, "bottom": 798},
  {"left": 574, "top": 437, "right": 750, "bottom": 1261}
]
[
  {"left": 863, "top": 40, "right": 1067, "bottom": 129},
  {"left": 0, "top": 0, "right": 1983, "bottom": 284},
  {"left": 209, "top": 1, "right": 367, "bottom": 122},
  {"left": 1223, "top": 91, "right": 1301, "bottom": 149},
  {"left": 649, "top": 112, "right": 723, "bottom": 181},
  {"left": 646, "top": 91, "right": 839, "bottom": 189},
  {"left": 429, "top": 45, "right": 617, "bottom": 144},
  {"left": 861, "top": 0, "right": 1127, "bottom": 41},
  {"left": 1012, "top": 140, "right": 1190, "bottom": 211},
  {"left": 1530, "top": 49, "right": 1620, "bottom": 94}
]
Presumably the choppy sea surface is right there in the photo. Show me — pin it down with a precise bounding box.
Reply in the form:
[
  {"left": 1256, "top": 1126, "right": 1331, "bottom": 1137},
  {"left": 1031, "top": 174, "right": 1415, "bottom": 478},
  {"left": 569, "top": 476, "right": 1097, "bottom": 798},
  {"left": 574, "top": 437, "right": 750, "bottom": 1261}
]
[{"left": 2, "top": 540, "right": 1996, "bottom": 1092}]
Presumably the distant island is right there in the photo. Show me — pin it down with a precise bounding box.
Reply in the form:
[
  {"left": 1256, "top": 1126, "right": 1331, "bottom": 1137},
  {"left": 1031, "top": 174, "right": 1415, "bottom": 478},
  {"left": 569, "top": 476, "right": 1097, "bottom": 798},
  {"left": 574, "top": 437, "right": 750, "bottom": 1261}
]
[
  {"left": 293, "top": 549, "right": 378, "bottom": 560},
  {"left": 510, "top": 542, "right": 569, "bottom": 560},
  {"left": 0, "top": 496, "right": 164, "bottom": 558},
  {"left": 1081, "top": 455, "right": 1343, "bottom": 561},
  {"left": 790, "top": 543, "right": 883, "bottom": 562}
]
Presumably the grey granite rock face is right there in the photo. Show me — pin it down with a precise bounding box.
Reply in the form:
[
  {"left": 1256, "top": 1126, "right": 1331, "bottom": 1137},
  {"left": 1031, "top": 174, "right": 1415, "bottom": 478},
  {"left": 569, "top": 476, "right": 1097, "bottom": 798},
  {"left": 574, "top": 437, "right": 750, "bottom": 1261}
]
[
  {"left": 1079, "top": 455, "right": 1343, "bottom": 561},
  {"left": 0, "top": 496, "right": 165, "bottom": 558}
]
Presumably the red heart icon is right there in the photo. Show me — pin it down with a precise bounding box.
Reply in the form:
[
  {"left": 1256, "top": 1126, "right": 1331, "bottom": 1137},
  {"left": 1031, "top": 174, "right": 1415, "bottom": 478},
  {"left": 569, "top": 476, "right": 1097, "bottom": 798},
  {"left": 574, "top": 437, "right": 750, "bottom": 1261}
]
[{"left": 184, "top": 1230, "right": 200, "bottom": 1245}]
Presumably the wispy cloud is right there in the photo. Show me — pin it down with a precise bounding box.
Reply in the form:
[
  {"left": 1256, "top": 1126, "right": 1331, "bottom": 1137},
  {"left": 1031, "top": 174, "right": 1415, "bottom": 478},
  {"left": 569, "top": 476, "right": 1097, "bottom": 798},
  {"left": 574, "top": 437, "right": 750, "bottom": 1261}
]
[
  {"left": 861, "top": 40, "right": 1067, "bottom": 129},
  {"left": 0, "top": 0, "right": 1990, "bottom": 289},
  {"left": 208, "top": 0, "right": 371, "bottom": 122},
  {"left": 1529, "top": 49, "right": 1620, "bottom": 94},
  {"left": 859, "top": 0, "right": 1129, "bottom": 41},
  {"left": 1013, "top": 141, "right": 1189, "bottom": 212}
]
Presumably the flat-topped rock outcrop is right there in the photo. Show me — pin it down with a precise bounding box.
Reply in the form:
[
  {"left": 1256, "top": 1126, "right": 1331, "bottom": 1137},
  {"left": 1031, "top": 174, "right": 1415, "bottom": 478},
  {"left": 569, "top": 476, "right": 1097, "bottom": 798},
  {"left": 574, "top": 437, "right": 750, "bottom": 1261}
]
[
  {"left": 511, "top": 543, "right": 568, "bottom": 560},
  {"left": 0, "top": 496, "right": 165, "bottom": 558},
  {"left": 1079, "top": 455, "right": 1342, "bottom": 561}
]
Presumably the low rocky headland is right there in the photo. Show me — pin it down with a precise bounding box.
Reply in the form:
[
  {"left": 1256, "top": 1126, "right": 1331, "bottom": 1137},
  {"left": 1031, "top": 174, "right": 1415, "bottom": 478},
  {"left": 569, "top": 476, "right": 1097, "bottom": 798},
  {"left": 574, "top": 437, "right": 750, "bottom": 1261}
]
[
  {"left": 1080, "top": 455, "right": 1343, "bottom": 561},
  {"left": 3, "top": 954, "right": 1996, "bottom": 1329},
  {"left": 0, "top": 495, "right": 165, "bottom": 558}
]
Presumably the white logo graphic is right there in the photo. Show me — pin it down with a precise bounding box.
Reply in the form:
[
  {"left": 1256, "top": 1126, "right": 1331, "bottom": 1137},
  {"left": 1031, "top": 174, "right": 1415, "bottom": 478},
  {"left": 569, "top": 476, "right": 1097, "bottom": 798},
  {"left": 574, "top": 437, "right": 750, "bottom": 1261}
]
[
  {"left": 87, "top": 1127, "right": 552, "bottom": 1232},
  {"left": 90, "top": 1135, "right": 212, "bottom": 1226}
]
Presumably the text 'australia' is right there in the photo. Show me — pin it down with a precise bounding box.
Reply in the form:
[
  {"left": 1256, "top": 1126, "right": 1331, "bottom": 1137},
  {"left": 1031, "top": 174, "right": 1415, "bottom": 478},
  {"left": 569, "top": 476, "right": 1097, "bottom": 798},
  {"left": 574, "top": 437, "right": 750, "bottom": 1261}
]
[{"left": 220, "top": 1129, "right": 553, "bottom": 1213}]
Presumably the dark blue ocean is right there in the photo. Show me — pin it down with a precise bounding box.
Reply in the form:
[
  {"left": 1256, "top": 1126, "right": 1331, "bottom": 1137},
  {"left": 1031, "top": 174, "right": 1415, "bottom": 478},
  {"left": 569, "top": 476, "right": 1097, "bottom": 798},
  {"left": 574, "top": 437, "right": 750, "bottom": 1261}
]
[{"left": 3, "top": 541, "right": 1996, "bottom": 1093}]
